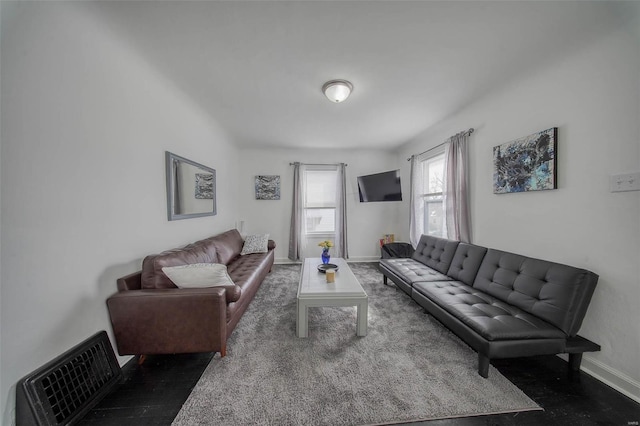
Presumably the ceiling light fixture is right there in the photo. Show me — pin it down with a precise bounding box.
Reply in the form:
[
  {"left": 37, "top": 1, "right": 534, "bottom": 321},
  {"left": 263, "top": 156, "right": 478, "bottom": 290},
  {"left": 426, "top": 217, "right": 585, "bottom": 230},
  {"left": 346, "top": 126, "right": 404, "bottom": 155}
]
[{"left": 322, "top": 79, "right": 353, "bottom": 103}]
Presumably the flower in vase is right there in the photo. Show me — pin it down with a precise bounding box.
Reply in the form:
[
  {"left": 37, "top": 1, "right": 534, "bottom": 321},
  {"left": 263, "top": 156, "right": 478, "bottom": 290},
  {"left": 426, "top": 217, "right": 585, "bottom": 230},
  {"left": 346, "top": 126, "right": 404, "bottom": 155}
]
[{"left": 318, "top": 240, "right": 334, "bottom": 249}]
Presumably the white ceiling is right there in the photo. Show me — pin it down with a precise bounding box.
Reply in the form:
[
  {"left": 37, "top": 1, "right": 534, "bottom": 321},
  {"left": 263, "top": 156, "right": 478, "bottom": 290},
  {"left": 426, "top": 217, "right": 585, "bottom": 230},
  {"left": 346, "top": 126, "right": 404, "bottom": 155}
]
[{"left": 83, "top": 1, "right": 632, "bottom": 151}]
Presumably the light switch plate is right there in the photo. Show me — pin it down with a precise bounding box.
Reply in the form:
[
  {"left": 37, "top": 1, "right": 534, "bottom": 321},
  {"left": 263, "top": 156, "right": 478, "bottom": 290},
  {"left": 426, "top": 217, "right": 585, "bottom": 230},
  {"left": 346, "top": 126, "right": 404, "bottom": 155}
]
[{"left": 610, "top": 172, "right": 640, "bottom": 192}]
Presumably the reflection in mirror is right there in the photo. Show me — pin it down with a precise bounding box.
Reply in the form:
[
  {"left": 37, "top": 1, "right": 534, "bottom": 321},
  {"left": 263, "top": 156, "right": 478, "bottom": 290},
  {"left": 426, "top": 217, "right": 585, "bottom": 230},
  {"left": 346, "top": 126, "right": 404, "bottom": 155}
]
[{"left": 165, "top": 151, "right": 216, "bottom": 221}]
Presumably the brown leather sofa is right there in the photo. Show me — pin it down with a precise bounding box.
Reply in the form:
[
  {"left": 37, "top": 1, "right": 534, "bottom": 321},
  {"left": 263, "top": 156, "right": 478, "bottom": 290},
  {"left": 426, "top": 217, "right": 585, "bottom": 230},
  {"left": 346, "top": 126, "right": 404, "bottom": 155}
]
[{"left": 106, "top": 229, "right": 275, "bottom": 358}]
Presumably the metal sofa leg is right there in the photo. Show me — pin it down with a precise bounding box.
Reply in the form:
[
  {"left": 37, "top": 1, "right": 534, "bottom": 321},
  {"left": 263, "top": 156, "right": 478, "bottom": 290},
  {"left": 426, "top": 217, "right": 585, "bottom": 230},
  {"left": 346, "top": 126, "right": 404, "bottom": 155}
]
[
  {"left": 478, "top": 353, "right": 490, "bottom": 378},
  {"left": 383, "top": 275, "right": 388, "bottom": 285}
]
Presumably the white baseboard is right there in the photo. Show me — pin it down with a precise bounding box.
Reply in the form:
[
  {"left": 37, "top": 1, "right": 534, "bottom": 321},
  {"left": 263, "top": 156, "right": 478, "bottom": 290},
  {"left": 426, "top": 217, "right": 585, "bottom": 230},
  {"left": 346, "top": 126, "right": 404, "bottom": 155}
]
[{"left": 580, "top": 355, "right": 640, "bottom": 404}]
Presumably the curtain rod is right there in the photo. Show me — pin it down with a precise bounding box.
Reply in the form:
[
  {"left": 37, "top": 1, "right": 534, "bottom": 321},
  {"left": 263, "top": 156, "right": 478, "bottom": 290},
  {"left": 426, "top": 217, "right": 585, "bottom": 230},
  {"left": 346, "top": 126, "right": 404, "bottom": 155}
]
[
  {"left": 289, "top": 162, "right": 348, "bottom": 166},
  {"left": 406, "top": 128, "right": 474, "bottom": 161}
]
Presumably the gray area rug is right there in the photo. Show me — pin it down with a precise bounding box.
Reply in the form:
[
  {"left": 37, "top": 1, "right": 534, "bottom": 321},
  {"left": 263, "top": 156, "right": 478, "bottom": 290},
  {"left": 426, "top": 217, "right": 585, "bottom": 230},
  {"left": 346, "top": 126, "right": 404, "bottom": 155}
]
[{"left": 173, "top": 263, "right": 540, "bottom": 425}]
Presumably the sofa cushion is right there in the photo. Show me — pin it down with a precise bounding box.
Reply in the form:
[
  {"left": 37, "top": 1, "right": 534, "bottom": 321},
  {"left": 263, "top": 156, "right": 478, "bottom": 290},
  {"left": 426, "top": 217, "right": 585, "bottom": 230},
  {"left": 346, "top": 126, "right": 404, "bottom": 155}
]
[
  {"left": 412, "top": 280, "right": 567, "bottom": 341},
  {"left": 240, "top": 234, "right": 269, "bottom": 255},
  {"left": 411, "top": 235, "right": 459, "bottom": 274},
  {"left": 211, "top": 229, "right": 244, "bottom": 265},
  {"left": 473, "top": 249, "right": 599, "bottom": 336},
  {"left": 141, "top": 238, "right": 218, "bottom": 289},
  {"left": 226, "top": 250, "right": 274, "bottom": 322},
  {"left": 227, "top": 252, "right": 272, "bottom": 288},
  {"left": 446, "top": 243, "right": 488, "bottom": 286},
  {"left": 162, "top": 263, "right": 235, "bottom": 288},
  {"left": 379, "top": 258, "right": 453, "bottom": 285}
]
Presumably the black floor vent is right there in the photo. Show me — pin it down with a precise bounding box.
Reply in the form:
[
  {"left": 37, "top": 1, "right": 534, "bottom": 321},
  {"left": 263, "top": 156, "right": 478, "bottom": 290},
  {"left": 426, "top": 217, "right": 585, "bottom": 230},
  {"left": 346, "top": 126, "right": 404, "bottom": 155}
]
[{"left": 16, "top": 331, "right": 123, "bottom": 426}]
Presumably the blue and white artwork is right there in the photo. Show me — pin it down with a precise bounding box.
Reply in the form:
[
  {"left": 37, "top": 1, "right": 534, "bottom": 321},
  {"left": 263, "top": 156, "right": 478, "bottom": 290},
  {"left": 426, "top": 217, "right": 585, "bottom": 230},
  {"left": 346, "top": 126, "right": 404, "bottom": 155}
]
[
  {"left": 493, "top": 128, "right": 557, "bottom": 194},
  {"left": 255, "top": 175, "right": 280, "bottom": 200}
]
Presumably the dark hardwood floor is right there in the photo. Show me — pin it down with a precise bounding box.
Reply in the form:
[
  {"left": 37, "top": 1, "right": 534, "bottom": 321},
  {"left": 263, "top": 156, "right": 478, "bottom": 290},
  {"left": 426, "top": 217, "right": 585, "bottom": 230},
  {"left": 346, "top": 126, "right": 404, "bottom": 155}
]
[
  {"left": 79, "top": 353, "right": 215, "bottom": 426},
  {"left": 80, "top": 351, "right": 639, "bottom": 426}
]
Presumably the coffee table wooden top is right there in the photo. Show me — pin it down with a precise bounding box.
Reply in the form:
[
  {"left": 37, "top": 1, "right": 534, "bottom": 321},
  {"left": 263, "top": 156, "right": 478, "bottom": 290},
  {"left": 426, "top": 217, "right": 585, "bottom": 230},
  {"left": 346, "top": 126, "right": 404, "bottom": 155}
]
[{"left": 297, "top": 258, "right": 367, "bottom": 299}]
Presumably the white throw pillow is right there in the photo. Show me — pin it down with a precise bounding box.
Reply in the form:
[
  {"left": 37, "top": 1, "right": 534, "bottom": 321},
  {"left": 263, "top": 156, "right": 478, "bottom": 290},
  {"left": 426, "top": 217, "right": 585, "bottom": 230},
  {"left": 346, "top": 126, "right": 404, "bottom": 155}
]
[
  {"left": 240, "top": 234, "right": 269, "bottom": 255},
  {"left": 162, "top": 263, "right": 235, "bottom": 289}
]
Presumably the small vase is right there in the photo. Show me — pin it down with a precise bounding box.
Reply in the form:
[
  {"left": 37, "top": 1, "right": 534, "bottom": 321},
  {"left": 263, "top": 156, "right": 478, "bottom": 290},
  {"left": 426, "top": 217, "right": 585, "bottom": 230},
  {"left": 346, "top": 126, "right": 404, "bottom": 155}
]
[{"left": 321, "top": 248, "right": 330, "bottom": 264}]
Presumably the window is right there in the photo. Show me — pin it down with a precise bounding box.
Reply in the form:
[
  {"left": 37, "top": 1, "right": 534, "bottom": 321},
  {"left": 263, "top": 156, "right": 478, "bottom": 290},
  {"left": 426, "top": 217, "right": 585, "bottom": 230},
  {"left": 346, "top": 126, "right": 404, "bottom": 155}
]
[
  {"left": 304, "top": 168, "right": 337, "bottom": 234},
  {"left": 421, "top": 153, "right": 446, "bottom": 237}
]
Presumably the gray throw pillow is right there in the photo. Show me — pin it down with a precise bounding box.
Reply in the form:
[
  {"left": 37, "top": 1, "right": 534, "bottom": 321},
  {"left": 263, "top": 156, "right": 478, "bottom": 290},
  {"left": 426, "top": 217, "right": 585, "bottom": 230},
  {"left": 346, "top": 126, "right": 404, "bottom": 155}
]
[{"left": 240, "top": 234, "right": 269, "bottom": 255}]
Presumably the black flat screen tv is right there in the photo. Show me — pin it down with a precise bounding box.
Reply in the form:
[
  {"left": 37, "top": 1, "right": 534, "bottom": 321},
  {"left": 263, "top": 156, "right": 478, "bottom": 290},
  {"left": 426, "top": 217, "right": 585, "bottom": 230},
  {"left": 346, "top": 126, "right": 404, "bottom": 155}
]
[{"left": 357, "top": 170, "right": 402, "bottom": 202}]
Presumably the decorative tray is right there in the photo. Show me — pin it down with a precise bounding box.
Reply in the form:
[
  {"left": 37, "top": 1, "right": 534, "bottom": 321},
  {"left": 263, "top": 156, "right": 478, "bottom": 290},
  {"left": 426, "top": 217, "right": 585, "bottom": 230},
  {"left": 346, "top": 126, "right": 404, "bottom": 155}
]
[{"left": 317, "top": 264, "right": 339, "bottom": 273}]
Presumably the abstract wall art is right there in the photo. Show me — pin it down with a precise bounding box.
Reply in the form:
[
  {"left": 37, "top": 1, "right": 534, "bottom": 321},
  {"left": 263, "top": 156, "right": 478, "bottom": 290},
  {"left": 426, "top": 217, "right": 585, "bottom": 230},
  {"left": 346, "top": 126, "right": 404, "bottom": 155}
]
[
  {"left": 493, "top": 127, "right": 557, "bottom": 194},
  {"left": 195, "top": 173, "right": 214, "bottom": 199},
  {"left": 255, "top": 175, "right": 281, "bottom": 200}
]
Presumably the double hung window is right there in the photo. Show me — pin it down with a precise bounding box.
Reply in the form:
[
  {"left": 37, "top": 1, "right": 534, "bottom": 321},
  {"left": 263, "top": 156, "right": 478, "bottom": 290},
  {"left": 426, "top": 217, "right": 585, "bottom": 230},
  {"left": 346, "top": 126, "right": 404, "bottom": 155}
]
[
  {"left": 303, "top": 168, "right": 337, "bottom": 235},
  {"left": 421, "top": 153, "right": 446, "bottom": 237}
]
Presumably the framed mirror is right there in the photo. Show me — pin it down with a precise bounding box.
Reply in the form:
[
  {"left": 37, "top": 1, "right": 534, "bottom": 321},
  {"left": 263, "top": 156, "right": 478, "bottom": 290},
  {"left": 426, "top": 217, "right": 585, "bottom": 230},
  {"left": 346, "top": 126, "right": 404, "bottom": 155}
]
[{"left": 165, "top": 151, "right": 216, "bottom": 221}]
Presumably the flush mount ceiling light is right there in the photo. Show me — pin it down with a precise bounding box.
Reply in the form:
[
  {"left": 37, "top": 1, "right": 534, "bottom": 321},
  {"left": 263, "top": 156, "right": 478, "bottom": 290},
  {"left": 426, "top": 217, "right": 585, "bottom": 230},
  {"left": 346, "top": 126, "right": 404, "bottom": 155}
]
[{"left": 322, "top": 79, "right": 353, "bottom": 103}]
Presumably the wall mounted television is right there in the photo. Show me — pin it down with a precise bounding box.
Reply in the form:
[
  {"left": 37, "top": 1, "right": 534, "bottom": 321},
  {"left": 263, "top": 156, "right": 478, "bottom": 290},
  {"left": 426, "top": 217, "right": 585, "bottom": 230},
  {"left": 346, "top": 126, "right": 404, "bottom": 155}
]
[{"left": 357, "top": 169, "right": 402, "bottom": 202}]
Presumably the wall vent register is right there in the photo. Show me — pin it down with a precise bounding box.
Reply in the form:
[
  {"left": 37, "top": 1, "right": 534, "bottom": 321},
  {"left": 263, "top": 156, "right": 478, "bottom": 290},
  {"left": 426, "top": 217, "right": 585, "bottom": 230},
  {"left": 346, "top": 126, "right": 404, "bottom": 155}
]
[{"left": 16, "top": 331, "right": 122, "bottom": 426}]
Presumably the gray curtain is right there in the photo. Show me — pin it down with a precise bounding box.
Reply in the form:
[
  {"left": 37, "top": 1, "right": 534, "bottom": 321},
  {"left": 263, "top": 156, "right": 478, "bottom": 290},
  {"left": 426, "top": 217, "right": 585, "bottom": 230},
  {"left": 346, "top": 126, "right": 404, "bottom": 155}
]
[
  {"left": 334, "top": 163, "right": 348, "bottom": 258},
  {"left": 288, "top": 162, "right": 304, "bottom": 261},
  {"left": 443, "top": 132, "right": 471, "bottom": 243}
]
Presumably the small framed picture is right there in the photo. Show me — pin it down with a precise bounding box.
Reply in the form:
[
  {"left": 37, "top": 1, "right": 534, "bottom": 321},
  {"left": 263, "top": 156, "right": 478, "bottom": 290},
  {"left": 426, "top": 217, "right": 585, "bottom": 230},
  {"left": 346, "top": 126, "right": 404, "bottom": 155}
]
[{"left": 255, "top": 175, "right": 280, "bottom": 200}]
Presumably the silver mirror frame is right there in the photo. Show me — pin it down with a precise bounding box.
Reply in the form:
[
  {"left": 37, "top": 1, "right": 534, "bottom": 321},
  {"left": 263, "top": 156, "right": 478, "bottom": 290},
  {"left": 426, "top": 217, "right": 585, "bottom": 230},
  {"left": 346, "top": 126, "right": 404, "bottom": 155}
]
[{"left": 165, "top": 151, "right": 217, "bottom": 221}]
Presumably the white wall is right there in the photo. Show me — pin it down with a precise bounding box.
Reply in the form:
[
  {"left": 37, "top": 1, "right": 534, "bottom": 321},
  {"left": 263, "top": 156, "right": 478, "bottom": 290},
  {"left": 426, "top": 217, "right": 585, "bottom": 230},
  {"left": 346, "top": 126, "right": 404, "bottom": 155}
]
[
  {"left": 0, "top": 2, "right": 239, "bottom": 424},
  {"left": 238, "top": 148, "right": 402, "bottom": 262},
  {"left": 398, "top": 22, "right": 640, "bottom": 400}
]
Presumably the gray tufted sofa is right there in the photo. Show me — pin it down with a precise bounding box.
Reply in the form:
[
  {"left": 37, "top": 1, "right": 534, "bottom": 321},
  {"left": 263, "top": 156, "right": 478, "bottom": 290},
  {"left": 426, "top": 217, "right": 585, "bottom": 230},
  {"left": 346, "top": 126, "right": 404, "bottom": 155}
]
[{"left": 379, "top": 235, "right": 600, "bottom": 377}]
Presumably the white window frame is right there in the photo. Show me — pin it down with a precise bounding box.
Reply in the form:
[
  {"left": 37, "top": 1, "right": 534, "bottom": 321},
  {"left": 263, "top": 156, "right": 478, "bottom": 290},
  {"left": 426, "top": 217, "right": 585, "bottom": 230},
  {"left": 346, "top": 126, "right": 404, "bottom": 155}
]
[
  {"left": 303, "top": 165, "right": 338, "bottom": 237},
  {"left": 420, "top": 150, "right": 446, "bottom": 238}
]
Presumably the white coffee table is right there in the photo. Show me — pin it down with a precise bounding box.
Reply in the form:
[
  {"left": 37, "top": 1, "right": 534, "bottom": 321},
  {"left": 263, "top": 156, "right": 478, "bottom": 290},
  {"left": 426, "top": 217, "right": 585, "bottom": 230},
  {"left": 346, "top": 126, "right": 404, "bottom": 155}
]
[{"left": 296, "top": 257, "right": 368, "bottom": 338}]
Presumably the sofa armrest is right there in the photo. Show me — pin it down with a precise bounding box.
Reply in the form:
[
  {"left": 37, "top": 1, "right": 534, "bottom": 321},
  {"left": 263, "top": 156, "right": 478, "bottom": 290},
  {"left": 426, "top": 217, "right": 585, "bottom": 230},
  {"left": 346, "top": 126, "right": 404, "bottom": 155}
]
[
  {"left": 117, "top": 271, "right": 142, "bottom": 291},
  {"left": 218, "top": 284, "right": 242, "bottom": 302},
  {"left": 381, "top": 242, "right": 414, "bottom": 259},
  {"left": 106, "top": 287, "right": 228, "bottom": 355}
]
